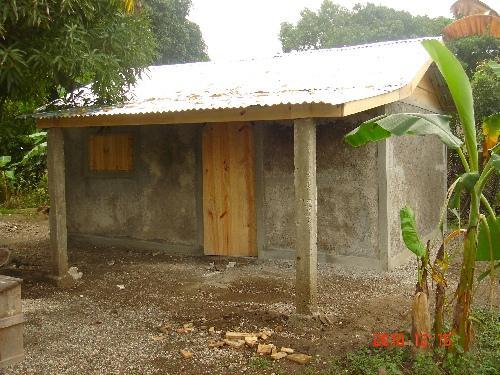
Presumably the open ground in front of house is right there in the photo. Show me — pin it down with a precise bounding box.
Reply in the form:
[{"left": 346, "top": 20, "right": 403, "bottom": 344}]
[{"left": 0, "top": 213, "right": 497, "bottom": 375}]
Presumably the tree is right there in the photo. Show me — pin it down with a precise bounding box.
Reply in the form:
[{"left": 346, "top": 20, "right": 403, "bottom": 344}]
[
  {"left": 447, "top": 35, "right": 500, "bottom": 76},
  {"left": 0, "top": 0, "right": 156, "bottom": 108},
  {"left": 279, "top": 1, "right": 452, "bottom": 52},
  {"left": 144, "top": 0, "right": 208, "bottom": 65}
]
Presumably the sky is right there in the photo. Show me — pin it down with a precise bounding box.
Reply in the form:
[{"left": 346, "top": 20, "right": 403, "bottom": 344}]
[{"left": 188, "top": 0, "right": 455, "bottom": 61}]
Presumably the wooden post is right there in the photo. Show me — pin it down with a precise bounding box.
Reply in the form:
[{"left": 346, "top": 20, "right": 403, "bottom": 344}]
[
  {"left": 47, "top": 128, "right": 71, "bottom": 287},
  {"left": 294, "top": 118, "right": 317, "bottom": 315}
]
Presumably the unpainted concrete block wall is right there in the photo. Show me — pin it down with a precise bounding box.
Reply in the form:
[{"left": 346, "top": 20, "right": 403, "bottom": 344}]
[
  {"left": 385, "top": 102, "right": 447, "bottom": 268},
  {"left": 63, "top": 125, "right": 200, "bottom": 250},
  {"left": 261, "top": 114, "right": 380, "bottom": 260}
]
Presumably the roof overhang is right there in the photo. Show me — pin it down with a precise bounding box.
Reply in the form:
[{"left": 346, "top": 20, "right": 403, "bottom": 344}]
[{"left": 36, "top": 38, "right": 446, "bottom": 129}]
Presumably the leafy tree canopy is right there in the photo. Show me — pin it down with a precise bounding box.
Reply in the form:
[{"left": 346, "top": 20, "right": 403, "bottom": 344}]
[
  {"left": 0, "top": 0, "right": 157, "bottom": 106},
  {"left": 145, "top": 0, "right": 208, "bottom": 65},
  {"left": 446, "top": 35, "right": 500, "bottom": 76},
  {"left": 279, "top": 1, "right": 452, "bottom": 52}
]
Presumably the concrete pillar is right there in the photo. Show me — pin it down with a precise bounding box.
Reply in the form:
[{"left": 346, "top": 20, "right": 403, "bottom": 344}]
[
  {"left": 47, "top": 128, "right": 71, "bottom": 287},
  {"left": 194, "top": 125, "right": 204, "bottom": 255},
  {"left": 253, "top": 122, "right": 265, "bottom": 257},
  {"left": 377, "top": 140, "right": 391, "bottom": 271},
  {"left": 293, "top": 118, "right": 317, "bottom": 315}
]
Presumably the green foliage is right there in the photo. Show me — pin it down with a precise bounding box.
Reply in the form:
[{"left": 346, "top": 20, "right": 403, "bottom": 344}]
[
  {"left": 346, "top": 348, "right": 406, "bottom": 375},
  {"left": 472, "top": 63, "right": 500, "bottom": 127},
  {"left": 422, "top": 40, "right": 478, "bottom": 171},
  {"left": 446, "top": 35, "right": 500, "bottom": 76},
  {"left": 0, "top": 156, "right": 12, "bottom": 168},
  {"left": 0, "top": 155, "right": 15, "bottom": 202},
  {"left": 477, "top": 215, "right": 500, "bottom": 261},
  {"left": 411, "top": 352, "right": 442, "bottom": 375},
  {"left": 0, "top": 0, "right": 156, "bottom": 106},
  {"left": 400, "top": 207, "right": 426, "bottom": 258},
  {"left": 279, "top": 1, "right": 451, "bottom": 52},
  {"left": 144, "top": 0, "right": 208, "bottom": 65},
  {"left": 5, "top": 172, "right": 49, "bottom": 209},
  {"left": 460, "top": 172, "right": 480, "bottom": 192},
  {"left": 248, "top": 356, "right": 271, "bottom": 369},
  {"left": 344, "top": 113, "right": 460, "bottom": 149}
]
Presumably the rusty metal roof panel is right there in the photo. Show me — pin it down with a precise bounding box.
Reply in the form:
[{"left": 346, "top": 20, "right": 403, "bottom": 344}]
[{"left": 36, "top": 38, "right": 438, "bottom": 119}]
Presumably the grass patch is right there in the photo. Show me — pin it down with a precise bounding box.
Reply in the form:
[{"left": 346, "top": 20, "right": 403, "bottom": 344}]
[
  {"left": 249, "top": 356, "right": 272, "bottom": 370},
  {"left": 346, "top": 347, "right": 407, "bottom": 375},
  {"left": 0, "top": 207, "right": 37, "bottom": 215}
]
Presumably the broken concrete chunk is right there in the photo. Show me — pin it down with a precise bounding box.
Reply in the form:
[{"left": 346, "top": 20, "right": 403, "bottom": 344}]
[
  {"left": 208, "top": 340, "right": 225, "bottom": 348},
  {"left": 226, "top": 261, "right": 236, "bottom": 268},
  {"left": 223, "top": 339, "right": 245, "bottom": 349},
  {"left": 287, "top": 353, "right": 312, "bottom": 365},
  {"left": 257, "top": 343, "right": 275, "bottom": 355},
  {"left": 281, "top": 347, "right": 294, "bottom": 354},
  {"left": 258, "top": 328, "right": 273, "bottom": 340},
  {"left": 68, "top": 266, "right": 83, "bottom": 280},
  {"left": 271, "top": 352, "right": 287, "bottom": 360},
  {"left": 225, "top": 331, "right": 255, "bottom": 340},
  {"left": 180, "top": 349, "right": 193, "bottom": 359},
  {"left": 244, "top": 336, "right": 258, "bottom": 347}
]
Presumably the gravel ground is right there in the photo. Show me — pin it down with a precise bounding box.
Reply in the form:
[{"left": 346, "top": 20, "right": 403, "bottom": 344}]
[{"left": 0, "top": 214, "right": 497, "bottom": 374}]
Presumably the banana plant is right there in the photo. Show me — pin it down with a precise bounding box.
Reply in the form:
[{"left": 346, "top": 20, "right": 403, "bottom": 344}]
[{"left": 344, "top": 40, "right": 499, "bottom": 351}]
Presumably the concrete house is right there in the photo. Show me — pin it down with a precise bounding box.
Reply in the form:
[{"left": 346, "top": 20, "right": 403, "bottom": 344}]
[{"left": 37, "top": 38, "right": 447, "bottom": 313}]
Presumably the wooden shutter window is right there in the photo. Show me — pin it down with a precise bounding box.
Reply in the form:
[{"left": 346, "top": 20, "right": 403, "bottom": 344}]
[{"left": 89, "top": 134, "right": 133, "bottom": 172}]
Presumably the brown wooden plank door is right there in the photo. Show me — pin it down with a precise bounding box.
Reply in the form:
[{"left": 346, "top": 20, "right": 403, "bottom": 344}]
[{"left": 202, "top": 122, "right": 256, "bottom": 256}]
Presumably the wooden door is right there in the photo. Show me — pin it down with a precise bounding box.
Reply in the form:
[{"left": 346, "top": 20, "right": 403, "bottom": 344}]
[{"left": 202, "top": 122, "right": 256, "bottom": 256}]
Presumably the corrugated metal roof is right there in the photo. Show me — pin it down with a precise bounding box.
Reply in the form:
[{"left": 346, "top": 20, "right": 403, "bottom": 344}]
[{"left": 36, "top": 38, "right": 438, "bottom": 119}]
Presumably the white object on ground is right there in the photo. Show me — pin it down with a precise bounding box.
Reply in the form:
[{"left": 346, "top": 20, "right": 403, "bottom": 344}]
[{"left": 68, "top": 266, "right": 83, "bottom": 280}]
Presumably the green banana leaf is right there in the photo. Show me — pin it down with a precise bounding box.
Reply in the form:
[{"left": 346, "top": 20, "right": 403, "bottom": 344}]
[
  {"left": 344, "top": 113, "right": 461, "bottom": 149},
  {"left": 0, "top": 156, "right": 12, "bottom": 168},
  {"left": 400, "top": 207, "right": 426, "bottom": 258},
  {"left": 492, "top": 154, "right": 500, "bottom": 173},
  {"left": 422, "top": 40, "right": 477, "bottom": 170},
  {"left": 477, "top": 215, "right": 500, "bottom": 261}
]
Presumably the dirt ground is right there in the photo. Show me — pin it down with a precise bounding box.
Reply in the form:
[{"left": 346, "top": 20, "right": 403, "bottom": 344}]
[{"left": 0, "top": 213, "right": 497, "bottom": 375}]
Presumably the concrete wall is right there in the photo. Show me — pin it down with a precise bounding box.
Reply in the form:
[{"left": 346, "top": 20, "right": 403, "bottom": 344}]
[
  {"left": 385, "top": 102, "right": 447, "bottom": 268},
  {"left": 63, "top": 125, "right": 202, "bottom": 253},
  {"left": 260, "top": 112, "right": 382, "bottom": 265}
]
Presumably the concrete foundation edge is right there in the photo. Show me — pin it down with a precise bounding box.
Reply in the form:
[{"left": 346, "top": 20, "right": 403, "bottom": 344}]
[
  {"left": 69, "top": 234, "right": 204, "bottom": 256},
  {"left": 68, "top": 234, "right": 418, "bottom": 271},
  {"left": 260, "top": 247, "right": 384, "bottom": 270}
]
